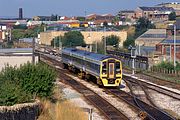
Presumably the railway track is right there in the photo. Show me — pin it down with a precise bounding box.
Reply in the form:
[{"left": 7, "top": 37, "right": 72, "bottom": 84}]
[
  {"left": 123, "top": 68, "right": 180, "bottom": 90},
  {"left": 40, "top": 54, "right": 129, "bottom": 120},
  {"left": 107, "top": 88, "right": 176, "bottom": 120},
  {"left": 123, "top": 75, "right": 177, "bottom": 120},
  {"left": 123, "top": 75, "right": 180, "bottom": 101},
  {"left": 40, "top": 53, "right": 176, "bottom": 120}
]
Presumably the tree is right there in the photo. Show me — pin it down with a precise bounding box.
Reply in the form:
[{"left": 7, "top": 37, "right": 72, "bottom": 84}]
[
  {"left": 12, "top": 24, "right": 46, "bottom": 41},
  {"left": 51, "top": 36, "right": 63, "bottom": 47},
  {"left": 123, "top": 35, "right": 135, "bottom": 48},
  {"left": 105, "top": 35, "right": 120, "bottom": 46},
  {"left": 168, "top": 12, "right": 176, "bottom": 21},
  {"left": 62, "top": 31, "right": 85, "bottom": 47},
  {"left": 134, "top": 17, "right": 155, "bottom": 38},
  {"left": 77, "top": 17, "right": 85, "bottom": 21},
  {"left": 103, "top": 21, "right": 108, "bottom": 27}
]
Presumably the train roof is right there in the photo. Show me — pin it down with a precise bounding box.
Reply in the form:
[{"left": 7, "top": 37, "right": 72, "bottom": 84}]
[{"left": 62, "top": 48, "right": 113, "bottom": 61}]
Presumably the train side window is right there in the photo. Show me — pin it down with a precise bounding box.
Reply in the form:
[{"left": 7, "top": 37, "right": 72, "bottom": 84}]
[
  {"left": 102, "top": 62, "right": 107, "bottom": 74},
  {"left": 116, "top": 62, "right": 121, "bottom": 73}
]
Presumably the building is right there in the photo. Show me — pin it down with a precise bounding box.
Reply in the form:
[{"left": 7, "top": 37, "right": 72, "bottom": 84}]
[
  {"left": 27, "top": 21, "right": 58, "bottom": 27},
  {"left": 40, "top": 31, "right": 127, "bottom": 47},
  {"left": 135, "top": 6, "right": 174, "bottom": 21},
  {"left": 135, "top": 29, "right": 167, "bottom": 47},
  {"left": 156, "top": 2, "right": 180, "bottom": 16},
  {"left": 166, "top": 19, "right": 180, "bottom": 36},
  {"left": 86, "top": 14, "right": 115, "bottom": 26},
  {"left": 0, "top": 24, "right": 9, "bottom": 42},
  {"left": 156, "top": 2, "right": 180, "bottom": 10},
  {"left": 156, "top": 18, "right": 180, "bottom": 61},
  {"left": 156, "top": 36, "right": 180, "bottom": 61},
  {"left": 32, "top": 16, "right": 52, "bottom": 21},
  {"left": 118, "top": 10, "right": 135, "bottom": 20},
  {"left": 19, "top": 8, "right": 23, "bottom": 20},
  {"left": 0, "top": 48, "right": 39, "bottom": 71},
  {"left": 15, "top": 20, "right": 27, "bottom": 26}
]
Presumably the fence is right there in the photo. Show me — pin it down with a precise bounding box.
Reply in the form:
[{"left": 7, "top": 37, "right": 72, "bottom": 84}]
[{"left": 150, "top": 66, "right": 180, "bottom": 77}]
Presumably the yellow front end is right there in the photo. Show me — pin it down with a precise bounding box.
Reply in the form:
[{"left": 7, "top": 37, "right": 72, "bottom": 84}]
[{"left": 100, "top": 59, "right": 122, "bottom": 87}]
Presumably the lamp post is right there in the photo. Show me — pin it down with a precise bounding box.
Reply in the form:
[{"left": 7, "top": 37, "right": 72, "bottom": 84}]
[
  {"left": 173, "top": 25, "right": 176, "bottom": 67},
  {"left": 128, "top": 45, "right": 136, "bottom": 75},
  {"left": 59, "top": 36, "right": 62, "bottom": 55},
  {"left": 104, "top": 27, "right": 106, "bottom": 55}
]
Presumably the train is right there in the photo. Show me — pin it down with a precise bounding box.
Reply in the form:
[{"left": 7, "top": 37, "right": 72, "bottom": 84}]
[{"left": 61, "top": 48, "right": 122, "bottom": 87}]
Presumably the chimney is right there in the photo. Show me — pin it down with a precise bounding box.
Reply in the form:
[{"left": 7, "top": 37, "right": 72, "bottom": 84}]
[{"left": 19, "top": 8, "right": 23, "bottom": 20}]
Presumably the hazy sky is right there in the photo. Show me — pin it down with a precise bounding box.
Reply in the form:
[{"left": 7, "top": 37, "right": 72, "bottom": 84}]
[{"left": 0, "top": 0, "right": 178, "bottom": 17}]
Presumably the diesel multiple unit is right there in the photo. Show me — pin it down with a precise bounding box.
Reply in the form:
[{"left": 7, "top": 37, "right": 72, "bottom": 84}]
[{"left": 62, "top": 48, "right": 122, "bottom": 87}]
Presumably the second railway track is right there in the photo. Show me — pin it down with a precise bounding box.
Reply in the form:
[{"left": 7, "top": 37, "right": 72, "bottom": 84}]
[
  {"left": 40, "top": 54, "right": 129, "bottom": 120},
  {"left": 40, "top": 53, "right": 176, "bottom": 120}
]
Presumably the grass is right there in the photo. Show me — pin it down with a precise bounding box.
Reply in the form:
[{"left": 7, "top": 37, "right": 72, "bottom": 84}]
[
  {"left": 38, "top": 86, "right": 88, "bottom": 120},
  {"left": 38, "top": 100, "right": 88, "bottom": 120},
  {"left": 144, "top": 71, "right": 180, "bottom": 84}
]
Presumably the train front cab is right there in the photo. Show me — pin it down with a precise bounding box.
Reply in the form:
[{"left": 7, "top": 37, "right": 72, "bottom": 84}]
[{"left": 100, "top": 58, "right": 122, "bottom": 87}]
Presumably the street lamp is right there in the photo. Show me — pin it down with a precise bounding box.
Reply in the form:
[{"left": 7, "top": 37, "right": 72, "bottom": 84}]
[
  {"left": 128, "top": 45, "right": 136, "bottom": 75},
  {"left": 173, "top": 25, "right": 176, "bottom": 67},
  {"left": 59, "top": 36, "right": 62, "bottom": 55},
  {"left": 103, "top": 27, "right": 106, "bottom": 55}
]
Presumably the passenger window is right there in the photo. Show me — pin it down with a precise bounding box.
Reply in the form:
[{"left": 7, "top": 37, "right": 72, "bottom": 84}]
[
  {"left": 116, "top": 62, "right": 121, "bottom": 73},
  {"left": 102, "top": 62, "right": 107, "bottom": 74}
]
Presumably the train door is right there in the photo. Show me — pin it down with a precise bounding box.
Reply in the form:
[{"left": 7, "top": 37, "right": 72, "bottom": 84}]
[
  {"left": 108, "top": 59, "right": 115, "bottom": 79},
  {"left": 109, "top": 63, "right": 115, "bottom": 79}
]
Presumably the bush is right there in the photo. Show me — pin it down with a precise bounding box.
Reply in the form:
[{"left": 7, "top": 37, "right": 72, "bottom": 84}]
[
  {"left": 154, "top": 61, "right": 180, "bottom": 71},
  {"left": 17, "top": 63, "right": 56, "bottom": 98},
  {"left": 0, "top": 81, "right": 32, "bottom": 106},
  {"left": 0, "top": 62, "right": 56, "bottom": 106}
]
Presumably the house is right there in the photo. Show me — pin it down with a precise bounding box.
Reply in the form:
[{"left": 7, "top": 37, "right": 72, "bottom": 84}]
[
  {"left": 135, "top": 6, "right": 174, "bottom": 21},
  {"left": 166, "top": 19, "right": 180, "bottom": 36},
  {"left": 15, "top": 20, "right": 27, "bottom": 26},
  {"left": 0, "top": 24, "right": 11, "bottom": 42},
  {"left": 86, "top": 14, "right": 115, "bottom": 26},
  {"left": 118, "top": 10, "right": 135, "bottom": 21},
  {"left": 32, "top": 16, "right": 52, "bottom": 21},
  {"left": 156, "top": 36, "right": 180, "bottom": 61},
  {"left": 156, "top": 2, "right": 180, "bottom": 16},
  {"left": 0, "top": 20, "right": 17, "bottom": 26},
  {"left": 27, "top": 21, "right": 57, "bottom": 27},
  {"left": 156, "top": 18, "right": 180, "bottom": 61}
]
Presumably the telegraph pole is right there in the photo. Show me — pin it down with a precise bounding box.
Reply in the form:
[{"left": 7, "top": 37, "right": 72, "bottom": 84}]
[
  {"left": 59, "top": 36, "right": 62, "bottom": 55},
  {"left": 174, "top": 25, "right": 176, "bottom": 67},
  {"left": 104, "top": 27, "right": 106, "bottom": 55},
  {"left": 32, "top": 37, "right": 35, "bottom": 64}
]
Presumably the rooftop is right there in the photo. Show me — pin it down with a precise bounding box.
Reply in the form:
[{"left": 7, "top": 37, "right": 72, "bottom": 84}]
[
  {"left": 160, "top": 36, "right": 180, "bottom": 45},
  {"left": 139, "top": 6, "right": 174, "bottom": 11}
]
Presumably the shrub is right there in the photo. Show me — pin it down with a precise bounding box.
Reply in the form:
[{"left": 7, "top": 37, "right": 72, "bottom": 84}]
[
  {"left": 0, "top": 62, "right": 56, "bottom": 106},
  {"left": 17, "top": 62, "right": 57, "bottom": 98},
  {"left": 154, "top": 61, "right": 180, "bottom": 71},
  {"left": 0, "top": 81, "right": 32, "bottom": 106}
]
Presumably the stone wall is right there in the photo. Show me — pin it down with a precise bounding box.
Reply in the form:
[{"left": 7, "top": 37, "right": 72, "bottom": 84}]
[
  {"left": 40, "top": 31, "right": 127, "bottom": 47},
  {"left": 0, "top": 100, "right": 41, "bottom": 120}
]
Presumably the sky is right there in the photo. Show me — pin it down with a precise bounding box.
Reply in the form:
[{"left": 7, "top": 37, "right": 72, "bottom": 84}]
[{"left": 0, "top": 0, "right": 178, "bottom": 18}]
